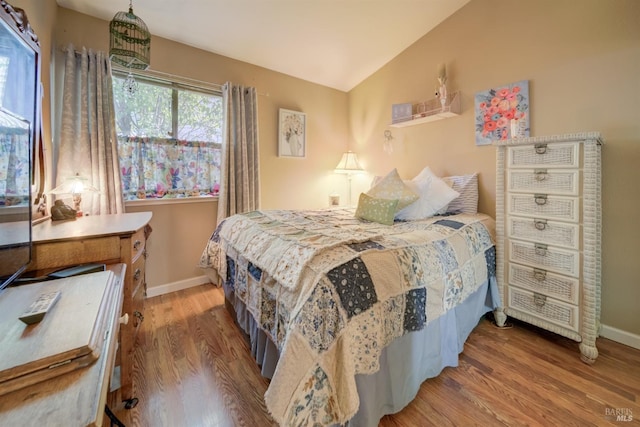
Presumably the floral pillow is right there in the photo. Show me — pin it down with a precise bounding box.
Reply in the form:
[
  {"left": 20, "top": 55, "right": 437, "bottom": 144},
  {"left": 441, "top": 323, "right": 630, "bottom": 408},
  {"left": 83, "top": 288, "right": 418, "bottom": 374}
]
[
  {"left": 396, "top": 167, "right": 459, "bottom": 220},
  {"left": 355, "top": 193, "right": 399, "bottom": 225},
  {"left": 366, "top": 168, "right": 418, "bottom": 211}
]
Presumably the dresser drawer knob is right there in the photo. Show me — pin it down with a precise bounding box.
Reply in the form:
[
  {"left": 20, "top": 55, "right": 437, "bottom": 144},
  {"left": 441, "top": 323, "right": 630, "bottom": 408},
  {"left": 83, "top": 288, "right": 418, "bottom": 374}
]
[
  {"left": 534, "top": 144, "right": 547, "bottom": 155},
  {"left": 535, "top": 243, "right": 548, "bottom": 256},
  {"left": 534, "top": 219, "right": 547, "bottom": 231},
  {"left": 133, "top": 268, "right": 141, "bottom": 281},
  {"left": 533, "top": 268, "right": 547, "bottom": 281},
  {"left": 533, "top": 292, "right": 547, "bottom": 307},
  {"left": 133, "top": 310, "right": 144, "bottom": 326},
  {"left": 119, "top": 313, "right": 129, "bottom": 325},
  {"left": 534, "top": 169, "right": 548, "bottom": 181},
  {"left": 534, "top": 194, "right": 548, "bottom": 205},
  {"left": 133, "top": 240, "right": 142, "bottom": 251}
]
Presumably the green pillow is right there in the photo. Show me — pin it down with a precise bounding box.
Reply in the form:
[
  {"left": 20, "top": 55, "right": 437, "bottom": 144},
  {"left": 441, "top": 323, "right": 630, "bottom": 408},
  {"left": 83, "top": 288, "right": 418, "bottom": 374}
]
[
  {"left": 355, "top": 193, "right": 399, "bottom": 225},
  {"left": 367, "top": 168, "right": 419, "bottom": 211}
]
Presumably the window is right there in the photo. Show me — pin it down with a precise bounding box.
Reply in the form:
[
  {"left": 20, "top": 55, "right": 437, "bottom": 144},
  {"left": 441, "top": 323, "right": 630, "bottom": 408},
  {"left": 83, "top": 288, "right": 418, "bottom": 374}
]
[{"left": 112, "top": 72, "right": 223, "bottom": 200}]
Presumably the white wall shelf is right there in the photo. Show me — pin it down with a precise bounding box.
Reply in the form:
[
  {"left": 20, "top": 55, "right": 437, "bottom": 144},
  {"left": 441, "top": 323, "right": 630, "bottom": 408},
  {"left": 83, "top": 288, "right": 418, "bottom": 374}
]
[{"left": 390, "top": 91, "right": 461, "bottom": 128}]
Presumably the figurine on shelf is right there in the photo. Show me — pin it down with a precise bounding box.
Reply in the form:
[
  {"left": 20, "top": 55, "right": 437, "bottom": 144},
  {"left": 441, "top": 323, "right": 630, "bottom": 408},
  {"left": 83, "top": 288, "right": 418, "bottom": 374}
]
[
  {"left": 436, "top": 63, "right": 448, "bottom": 111},
  {"left": 51, "top": 199, "right": 77, "bottom": 221}
]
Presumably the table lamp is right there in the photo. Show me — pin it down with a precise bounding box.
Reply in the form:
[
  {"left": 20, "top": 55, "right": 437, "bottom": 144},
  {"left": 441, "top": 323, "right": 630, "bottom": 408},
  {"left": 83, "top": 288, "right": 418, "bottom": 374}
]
[{"left": 334, "top": 151, "right": 364, "bottom": 206}]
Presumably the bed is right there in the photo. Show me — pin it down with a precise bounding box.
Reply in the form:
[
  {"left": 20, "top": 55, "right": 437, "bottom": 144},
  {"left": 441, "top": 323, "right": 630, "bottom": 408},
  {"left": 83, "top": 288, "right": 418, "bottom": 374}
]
[{"left": 199, "top": 194, "right": 500, "bottom": 426}]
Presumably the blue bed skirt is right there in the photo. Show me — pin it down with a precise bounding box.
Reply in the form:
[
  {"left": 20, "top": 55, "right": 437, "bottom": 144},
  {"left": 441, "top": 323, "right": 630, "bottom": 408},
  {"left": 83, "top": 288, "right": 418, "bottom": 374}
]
[{"left": 224, "top": 276, "right": 500, "bottom": 426}]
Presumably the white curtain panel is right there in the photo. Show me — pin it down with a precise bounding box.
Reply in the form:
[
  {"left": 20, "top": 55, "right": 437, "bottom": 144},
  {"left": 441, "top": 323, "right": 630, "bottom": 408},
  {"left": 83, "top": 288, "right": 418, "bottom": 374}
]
[
  {"left": 217, "top": 83, "right": 260, "bottom": 223},
  {"left": 56, "top": 45, "right": 124, "bottom": 215}
]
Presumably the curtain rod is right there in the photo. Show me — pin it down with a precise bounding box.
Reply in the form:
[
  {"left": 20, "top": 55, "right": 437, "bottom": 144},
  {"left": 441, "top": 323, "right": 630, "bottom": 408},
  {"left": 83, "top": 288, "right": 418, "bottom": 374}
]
[{"left": 60, "top": 46, "right": 269, "bottom": 96}]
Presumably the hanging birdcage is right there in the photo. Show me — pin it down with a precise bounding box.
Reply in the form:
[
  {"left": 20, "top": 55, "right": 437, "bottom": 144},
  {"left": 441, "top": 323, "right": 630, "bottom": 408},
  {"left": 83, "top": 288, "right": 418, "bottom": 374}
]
[{"left": 109, "top": 1, "right": 150, "bottom": 70}]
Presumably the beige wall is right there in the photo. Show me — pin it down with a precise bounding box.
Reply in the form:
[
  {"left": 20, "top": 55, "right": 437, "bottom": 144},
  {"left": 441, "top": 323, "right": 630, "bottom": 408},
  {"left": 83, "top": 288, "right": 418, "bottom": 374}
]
[{"left": 349, "top": 0, "right": 640, "bottom": 335}]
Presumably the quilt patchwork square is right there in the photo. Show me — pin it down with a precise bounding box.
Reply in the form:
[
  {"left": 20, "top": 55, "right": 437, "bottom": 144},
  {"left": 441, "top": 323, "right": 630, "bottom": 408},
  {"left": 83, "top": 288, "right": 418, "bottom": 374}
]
[
  {"left": 248, "top": 262, "right": 262, "bottom": 281},
  {"left": 296, "top": 279, "right": 346, "bottom": 352},
  {"left": 261, "top": 287, "right": 277, "bottom": 339},
  {"left": 403, "top": 288, "right": 427, "bottom": 332},
  {"left": 434, "top": 219, "right": 464, "bottom": 229},
  {"left": 485, "top": 246, "right": 497, "bottom": 278},
  {"left": 225, "top": 256, "right": 236, "bottom": 291},
  {"left": 327, "top": 257, "right": 378, "bottom": 319},
  {"left": 348, "top": 240, "right": 385, "bottom": 252}
]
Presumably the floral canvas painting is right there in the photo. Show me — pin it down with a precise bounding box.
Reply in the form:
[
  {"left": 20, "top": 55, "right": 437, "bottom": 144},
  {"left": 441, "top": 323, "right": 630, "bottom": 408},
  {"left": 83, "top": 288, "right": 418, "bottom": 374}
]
[
  {"left": 474, "top": 80, "right": 529, "bottom": 145},
  {"left": 278, "top": 108, "right": 306, "bottom": 157}
]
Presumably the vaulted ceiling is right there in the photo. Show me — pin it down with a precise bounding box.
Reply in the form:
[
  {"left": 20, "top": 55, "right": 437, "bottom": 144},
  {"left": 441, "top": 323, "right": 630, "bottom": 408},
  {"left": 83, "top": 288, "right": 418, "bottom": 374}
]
[{"left": 56, "top": 0, "right": 470, "bottom": 92}]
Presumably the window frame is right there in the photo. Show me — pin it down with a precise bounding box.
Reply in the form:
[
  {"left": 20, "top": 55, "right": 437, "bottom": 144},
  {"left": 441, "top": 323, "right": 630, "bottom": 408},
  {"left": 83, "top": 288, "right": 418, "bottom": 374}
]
[{"left": 111, "top": 68, "right": 224, "bottom": 203}]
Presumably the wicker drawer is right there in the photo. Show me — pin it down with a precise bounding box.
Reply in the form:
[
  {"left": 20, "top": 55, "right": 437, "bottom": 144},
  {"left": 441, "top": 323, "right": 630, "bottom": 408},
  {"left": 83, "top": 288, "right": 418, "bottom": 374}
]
[
  {"left": 508, "top": 286, "right": 579, "bottom": 332},
  {"left": 508, "top": 169, "right": 579, "bottom": 195},
  {"left": 508, "top": 262, "right": 579, "bottom": 304},
  {"left": 507, "top": 142, "right": 579, "bottom": 168},
  {"left": 507, "top": 193, "right": 579, "bottom": 223},
  {"left": 507, "top": 217, "right": 580, "bottom": 250},
  {"left": 509, "top": 239, "right": 579, "bottom": 277}
]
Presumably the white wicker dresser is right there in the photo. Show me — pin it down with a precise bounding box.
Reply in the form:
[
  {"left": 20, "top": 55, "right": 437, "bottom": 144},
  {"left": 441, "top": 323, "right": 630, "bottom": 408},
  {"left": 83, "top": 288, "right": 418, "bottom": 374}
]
[{"left": 493, "top": 132, "right": 603, "bottom": 364}]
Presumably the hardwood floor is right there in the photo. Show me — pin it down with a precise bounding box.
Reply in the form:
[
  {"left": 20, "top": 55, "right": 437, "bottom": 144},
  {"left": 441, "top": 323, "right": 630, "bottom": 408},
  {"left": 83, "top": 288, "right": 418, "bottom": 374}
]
[{"left": 110, "top": 284, "right": 640, "bottom": 426}]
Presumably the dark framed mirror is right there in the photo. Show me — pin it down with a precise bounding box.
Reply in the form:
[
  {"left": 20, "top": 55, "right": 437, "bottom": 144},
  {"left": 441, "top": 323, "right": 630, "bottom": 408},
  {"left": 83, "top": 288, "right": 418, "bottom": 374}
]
[{"left": 0, "top": 1, "right": 42, "bottom": 288}]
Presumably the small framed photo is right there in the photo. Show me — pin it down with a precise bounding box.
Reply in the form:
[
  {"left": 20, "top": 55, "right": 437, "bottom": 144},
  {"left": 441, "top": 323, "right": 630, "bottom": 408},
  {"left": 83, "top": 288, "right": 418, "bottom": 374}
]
[{"left": 278, "top": 108, "right": 306, "bottom": 158}]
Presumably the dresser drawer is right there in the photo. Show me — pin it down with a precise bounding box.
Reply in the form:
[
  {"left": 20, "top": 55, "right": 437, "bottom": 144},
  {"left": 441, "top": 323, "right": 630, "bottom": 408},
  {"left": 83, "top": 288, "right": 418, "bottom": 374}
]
[
  {"left": 508, "top": 286, "right": 579, "bottom": 332},
  {"left": 509, "top": 240, "right": 579, "bottom": 277},
  {"left": 130, "top": 228, "right": 146, "bottom": 263},
  {"left": 507, "top": 142, "right": 579, "bottom": 168},
  {"left": 507, "top": 193, "right": 579, "bottom": 223},
  {"left": 508, "top": 169, "right": 579, "bottom": 195},
  {"left": 507, "top": 217, "right": 580, "bottom": 249},
  {"left": 508, "top": 263, "right": 579, "bottom": 304},
  {"left": 32, "top": 236, "right": 120, "bottom": 270}
]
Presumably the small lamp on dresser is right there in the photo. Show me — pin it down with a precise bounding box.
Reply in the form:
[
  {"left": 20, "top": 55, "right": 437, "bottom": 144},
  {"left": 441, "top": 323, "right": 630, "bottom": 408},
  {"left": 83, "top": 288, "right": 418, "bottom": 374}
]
[{"left": 49, "top": 173, "right": 99, "bottom": 218}]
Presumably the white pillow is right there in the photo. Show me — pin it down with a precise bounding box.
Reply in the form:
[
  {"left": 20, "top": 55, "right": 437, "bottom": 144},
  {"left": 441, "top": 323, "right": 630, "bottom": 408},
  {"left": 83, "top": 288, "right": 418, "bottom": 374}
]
[
  {"left": 396, "top": 167, "right": 459, "bottom": 220},
  {"left": 442, "top": 173, "right": 479, "bottom": 214},
  {"left": 367, "top": 168, "right": 419, "bottom": 211}
]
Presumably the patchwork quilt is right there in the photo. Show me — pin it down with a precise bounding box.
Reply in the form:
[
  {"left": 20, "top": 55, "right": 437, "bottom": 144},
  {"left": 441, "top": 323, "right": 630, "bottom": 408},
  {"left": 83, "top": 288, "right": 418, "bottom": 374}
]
[{"left": 199, "top": 208, "right": 496, "bottom": 426}]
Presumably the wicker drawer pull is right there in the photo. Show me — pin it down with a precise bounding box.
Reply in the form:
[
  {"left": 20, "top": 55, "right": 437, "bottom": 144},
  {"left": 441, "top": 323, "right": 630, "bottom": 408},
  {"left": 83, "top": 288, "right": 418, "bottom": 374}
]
[
  {"left": 533, "top": 292, "right": 547, "bottom": 307},
  {"left": 534, "top": 169, "right": 548, "bottom": 181},
  {"left": 534, "top": 219, "right": 548, "bottom": 230},
  {"left": 533, "top": 268, "right": 547, "bottom": 281},
  {"left": 534, "top": 143, "right": 547, "bottom": 154},
  {"left": 534, "top": 194, "right": 548, "bottom": 205},
  {"left": 535, "top": 243, "right": 548, "bottom": 256}
]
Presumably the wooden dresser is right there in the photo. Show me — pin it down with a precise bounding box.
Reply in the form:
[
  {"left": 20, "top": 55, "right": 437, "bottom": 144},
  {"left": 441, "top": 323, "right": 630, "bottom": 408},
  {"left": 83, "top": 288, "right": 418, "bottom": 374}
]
[
  {"left": 493, "top": 133, "right": 602, "bottom": 363},
  {"left": 0, "top": 266, "right": 125, "bottom": 426},
  {"left": 27, "top": 212, "right": 152, "bottom": 404}
]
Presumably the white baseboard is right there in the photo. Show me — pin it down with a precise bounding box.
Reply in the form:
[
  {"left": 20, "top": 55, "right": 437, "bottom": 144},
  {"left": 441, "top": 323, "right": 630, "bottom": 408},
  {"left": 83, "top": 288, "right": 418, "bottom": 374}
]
[
  {"left": 145, "top": 275, "right": 212, "bottom": 298},
  {"left": 600, "top": 324, "right": 640, "bottom": 350}
]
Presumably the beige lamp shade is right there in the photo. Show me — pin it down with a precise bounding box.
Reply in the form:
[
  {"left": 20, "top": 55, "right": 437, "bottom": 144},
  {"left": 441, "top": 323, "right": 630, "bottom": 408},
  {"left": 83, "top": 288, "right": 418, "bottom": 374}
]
[
  {"left": 334, "top": 151, "right": 364, "bottom": 173},
  {"left": 49, "top": 173, "right": 99, "bottom": 196}
]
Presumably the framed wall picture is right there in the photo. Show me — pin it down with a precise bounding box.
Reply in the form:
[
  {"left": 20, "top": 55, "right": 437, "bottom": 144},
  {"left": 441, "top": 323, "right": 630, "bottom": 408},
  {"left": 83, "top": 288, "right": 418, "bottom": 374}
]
[
  {"left": 278, "top": 108, "right": 306, "bottom": 158},
  {"left": 474, "top": 80, "right": 530, "bottom": 145}
]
